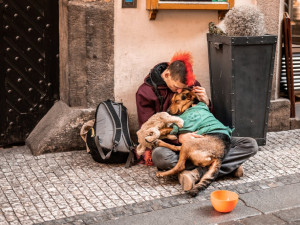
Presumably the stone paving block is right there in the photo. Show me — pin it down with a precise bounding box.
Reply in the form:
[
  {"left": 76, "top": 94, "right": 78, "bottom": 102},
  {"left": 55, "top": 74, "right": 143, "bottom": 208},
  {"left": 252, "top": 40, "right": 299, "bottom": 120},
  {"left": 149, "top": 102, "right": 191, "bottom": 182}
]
[
  {"left": 123, "top": 202, "right": 153, "bottom": 215},
  {"left": 238, "top": 214, "right": 286, "bottom": 225},
  {"left": 0, "top": 219, "right": 9, "bottom": 225},
  {"left": 273, "top": 207, "right": 300, "bottom": 223},
  {"left": 240, "top": 183, "right": 300, "bottom": 214},
  {"left": 218, "top": 221, "right": 244, "bottom": 225},
  {"left": 9, "top": 221, "right": 21, "bottom": 225}
]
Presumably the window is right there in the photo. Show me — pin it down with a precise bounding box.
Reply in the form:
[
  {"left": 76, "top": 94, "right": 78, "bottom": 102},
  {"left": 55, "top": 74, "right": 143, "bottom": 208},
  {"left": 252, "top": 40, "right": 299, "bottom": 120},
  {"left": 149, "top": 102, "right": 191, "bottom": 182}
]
[{"left": 146, "top": 0, "right": 235, "bottom": 20}]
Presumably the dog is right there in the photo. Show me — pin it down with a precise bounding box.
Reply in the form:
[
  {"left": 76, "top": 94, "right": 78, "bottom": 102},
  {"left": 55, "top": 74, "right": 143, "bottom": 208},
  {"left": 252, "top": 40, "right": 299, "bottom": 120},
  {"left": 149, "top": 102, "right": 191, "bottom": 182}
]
[
  {"left": 136, "top": 112, "right": 184, "bottom": 157},
  {"left": 155, "top": 89, "right": 231, "bottom": 197}
]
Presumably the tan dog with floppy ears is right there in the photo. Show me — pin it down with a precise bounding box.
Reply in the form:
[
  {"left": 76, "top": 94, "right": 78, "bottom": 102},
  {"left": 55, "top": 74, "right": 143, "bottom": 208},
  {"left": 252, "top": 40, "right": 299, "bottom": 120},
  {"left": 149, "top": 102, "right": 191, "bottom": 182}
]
[
  {"left": 155, "top": 89, "right": 232, "bottom": 197},
  {"left": 135, "top": 112, "right": 184, "bottom": 157}
]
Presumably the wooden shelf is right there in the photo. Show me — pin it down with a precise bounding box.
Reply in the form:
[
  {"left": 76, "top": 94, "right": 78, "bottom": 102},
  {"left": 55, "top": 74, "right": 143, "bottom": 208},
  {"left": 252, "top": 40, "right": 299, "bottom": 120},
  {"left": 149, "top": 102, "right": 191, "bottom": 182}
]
[{"left": 146, "top": 0, "right": 234, "bottom": 20}]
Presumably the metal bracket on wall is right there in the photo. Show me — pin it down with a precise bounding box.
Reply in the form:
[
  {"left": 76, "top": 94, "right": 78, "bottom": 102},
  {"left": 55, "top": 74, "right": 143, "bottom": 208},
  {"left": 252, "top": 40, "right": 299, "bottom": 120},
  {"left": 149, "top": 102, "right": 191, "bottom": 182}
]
[
  {"left": 218, "top": 10, "right": 228, "bottom": 20},
  {"left": 149, "top": 9, "right": 158, "bottom": 20}
]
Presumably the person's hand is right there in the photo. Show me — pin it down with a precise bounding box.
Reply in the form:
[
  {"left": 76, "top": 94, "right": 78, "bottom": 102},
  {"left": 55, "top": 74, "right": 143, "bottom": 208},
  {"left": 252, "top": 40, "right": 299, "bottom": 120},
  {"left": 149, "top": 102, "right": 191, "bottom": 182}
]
[
  {"left": 192, "top": 86, "right": 210, "bottom": 106},
  {"left": 178, "top": 132, "right": 204, "bottom": 144}
]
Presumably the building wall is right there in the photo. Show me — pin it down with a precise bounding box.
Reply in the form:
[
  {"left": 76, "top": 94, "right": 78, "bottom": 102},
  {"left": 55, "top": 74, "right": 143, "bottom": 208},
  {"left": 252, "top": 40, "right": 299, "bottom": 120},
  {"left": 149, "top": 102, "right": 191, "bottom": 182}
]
[
  {"left": 114, "top": 0, "right": 257, "bottom": 131},
  {"left": 257, "top": 0, "right": 284, "bottom": 100},
  {"left": 28, "top": 0, "right": 287, "bottom": 154}
]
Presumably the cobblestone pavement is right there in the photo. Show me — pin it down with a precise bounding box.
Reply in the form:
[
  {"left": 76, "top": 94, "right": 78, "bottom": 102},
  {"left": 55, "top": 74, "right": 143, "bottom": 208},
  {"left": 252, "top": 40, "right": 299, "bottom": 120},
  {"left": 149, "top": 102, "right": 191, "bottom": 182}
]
[{"left": 0, "top": 129, "right": 300, "bottom": 225}]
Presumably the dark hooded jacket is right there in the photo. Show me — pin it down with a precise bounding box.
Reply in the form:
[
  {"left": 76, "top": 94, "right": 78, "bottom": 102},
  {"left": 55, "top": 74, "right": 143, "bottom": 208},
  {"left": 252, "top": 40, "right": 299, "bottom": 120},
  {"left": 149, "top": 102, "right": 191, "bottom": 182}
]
[{"left": 136, "top": 62, "right": 208, "bottom": 128}]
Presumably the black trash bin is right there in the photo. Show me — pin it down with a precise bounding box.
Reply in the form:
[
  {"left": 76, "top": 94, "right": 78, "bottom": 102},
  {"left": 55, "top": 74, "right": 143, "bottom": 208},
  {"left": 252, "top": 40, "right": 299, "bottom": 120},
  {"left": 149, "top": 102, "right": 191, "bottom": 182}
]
[{"left": 207, "top": 33, "right": 277, "bottom": 145}]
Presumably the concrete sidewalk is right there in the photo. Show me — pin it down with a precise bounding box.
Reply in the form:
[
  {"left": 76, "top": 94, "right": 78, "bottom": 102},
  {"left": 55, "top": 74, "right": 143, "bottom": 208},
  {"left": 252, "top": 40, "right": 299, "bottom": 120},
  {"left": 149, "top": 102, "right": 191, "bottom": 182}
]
[
  {"left": 0, "top": 129, "right": 300, "bottom": 225},
  {"left": 38, "top": 175, "right": 300, "bottom": 225}
]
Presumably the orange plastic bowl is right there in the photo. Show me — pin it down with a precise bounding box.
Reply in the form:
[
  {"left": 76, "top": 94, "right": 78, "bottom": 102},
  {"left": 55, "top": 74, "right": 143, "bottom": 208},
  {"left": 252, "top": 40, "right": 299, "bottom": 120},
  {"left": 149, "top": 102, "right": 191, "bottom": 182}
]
[{"left": 210, "top": 190, "right": 239, "bottom": 213}]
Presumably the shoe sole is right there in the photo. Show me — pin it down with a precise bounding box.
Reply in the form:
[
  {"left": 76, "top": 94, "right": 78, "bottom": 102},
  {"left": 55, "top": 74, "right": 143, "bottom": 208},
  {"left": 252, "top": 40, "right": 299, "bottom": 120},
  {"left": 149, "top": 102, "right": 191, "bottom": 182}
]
[
  {"left": 234, "top": 166, "right": 244, "bottom": 178},
  {"left": 179, "top": 175, "right": 194, "bottom": 191}
]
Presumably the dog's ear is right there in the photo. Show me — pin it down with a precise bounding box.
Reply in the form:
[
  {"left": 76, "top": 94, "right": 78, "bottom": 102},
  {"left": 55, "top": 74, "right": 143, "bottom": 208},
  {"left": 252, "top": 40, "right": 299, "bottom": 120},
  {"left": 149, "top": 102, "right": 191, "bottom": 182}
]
[
  {"left": 186, "top": 92, "right": 193, "bottom": 100},
  {"left": 193, "top": 96, "right": 200, "bottom": 104},
  {"left": 187, "top": 91, "right": 201, "bottom": 104},
  {"left": 171, "top": 93, "right": 177, "bottom": 103}
]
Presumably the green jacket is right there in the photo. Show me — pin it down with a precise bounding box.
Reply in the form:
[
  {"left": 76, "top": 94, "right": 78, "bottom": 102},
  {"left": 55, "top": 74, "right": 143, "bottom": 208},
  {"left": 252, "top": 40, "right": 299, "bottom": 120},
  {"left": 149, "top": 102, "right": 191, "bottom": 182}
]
[{"left": 170, "top": 102, "right": 232, "bottom": 137}]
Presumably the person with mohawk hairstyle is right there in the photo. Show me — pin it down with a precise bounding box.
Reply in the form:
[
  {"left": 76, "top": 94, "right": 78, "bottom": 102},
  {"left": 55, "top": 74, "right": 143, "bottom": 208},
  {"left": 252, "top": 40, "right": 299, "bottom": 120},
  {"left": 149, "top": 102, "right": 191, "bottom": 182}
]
[{"left": 136, "top": 52, "right": 258, "bottom": 191}]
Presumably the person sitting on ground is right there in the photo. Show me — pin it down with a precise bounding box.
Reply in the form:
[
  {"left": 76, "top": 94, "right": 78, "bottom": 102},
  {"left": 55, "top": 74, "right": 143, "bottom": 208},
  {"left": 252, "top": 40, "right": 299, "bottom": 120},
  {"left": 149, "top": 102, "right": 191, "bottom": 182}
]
[{"left": 135, "top": 51, "right": 258, "bottom": 191}]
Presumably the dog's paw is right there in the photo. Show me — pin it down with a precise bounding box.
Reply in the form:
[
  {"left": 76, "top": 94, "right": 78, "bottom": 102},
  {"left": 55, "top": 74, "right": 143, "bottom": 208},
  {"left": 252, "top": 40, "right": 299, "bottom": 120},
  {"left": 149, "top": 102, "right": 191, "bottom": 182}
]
[
  {"left": 153, "top": 139, "right": 162, "bottom": 147},
  {"left": 189, "top": 189, "right": 199, "bottom": 197},
  {"left": 156, "top": 171, "right": 164, "bottom": 178},
  {"left": 177, "top": 119, "right": 184, "bottom": 128},
  {"left": 136, "top": 150, "right": 143, "bottom": 156},
  {"left": 145, "top": 136, "right": 156, "bottom": 143},
  {"left": 136, "top": 145, "right": 146, "bottom": 156}
]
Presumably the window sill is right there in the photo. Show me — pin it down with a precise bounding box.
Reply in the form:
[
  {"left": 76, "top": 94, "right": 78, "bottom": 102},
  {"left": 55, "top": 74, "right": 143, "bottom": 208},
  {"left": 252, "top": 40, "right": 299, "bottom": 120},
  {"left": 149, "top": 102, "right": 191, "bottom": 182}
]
[{"left": 146, "top": 0, "right": 234, "bottom": 20}]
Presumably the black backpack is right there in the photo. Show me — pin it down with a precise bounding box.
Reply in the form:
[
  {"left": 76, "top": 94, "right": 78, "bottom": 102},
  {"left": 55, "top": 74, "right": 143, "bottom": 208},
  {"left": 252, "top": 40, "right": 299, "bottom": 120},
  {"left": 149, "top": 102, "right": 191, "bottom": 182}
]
[{"left": 86, "top": 100, "right": 136, "bottom": 168}]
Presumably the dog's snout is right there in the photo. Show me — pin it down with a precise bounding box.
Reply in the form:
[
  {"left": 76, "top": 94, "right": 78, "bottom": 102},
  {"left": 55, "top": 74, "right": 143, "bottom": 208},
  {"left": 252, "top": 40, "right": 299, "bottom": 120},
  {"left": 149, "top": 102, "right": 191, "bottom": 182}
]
[{"left": 167, "top": 108, "right": 170, "bottom": 113}]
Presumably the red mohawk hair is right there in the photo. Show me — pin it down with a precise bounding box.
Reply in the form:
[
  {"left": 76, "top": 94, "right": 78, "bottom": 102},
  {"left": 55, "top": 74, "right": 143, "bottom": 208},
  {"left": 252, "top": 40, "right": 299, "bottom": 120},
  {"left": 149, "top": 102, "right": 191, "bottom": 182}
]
[{"left": 170, "top": 51, "right": 195, "bottom": 86}]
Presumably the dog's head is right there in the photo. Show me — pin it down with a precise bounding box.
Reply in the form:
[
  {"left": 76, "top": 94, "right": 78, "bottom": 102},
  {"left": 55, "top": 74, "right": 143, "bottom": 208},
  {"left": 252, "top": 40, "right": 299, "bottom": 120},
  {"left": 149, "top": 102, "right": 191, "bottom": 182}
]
[{"left": 169, "top": 88, "right": 201, "bottom": 115}]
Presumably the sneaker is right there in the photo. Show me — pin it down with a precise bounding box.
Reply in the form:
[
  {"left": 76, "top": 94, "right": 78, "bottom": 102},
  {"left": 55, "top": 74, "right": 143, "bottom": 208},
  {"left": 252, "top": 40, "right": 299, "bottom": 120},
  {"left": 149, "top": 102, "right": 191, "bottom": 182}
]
[
  {"left": 233, "top": 165, "right": 244, "bottom": 178},
  {"left": 178, "top": 168, "right": 201, "bottom": 191}
]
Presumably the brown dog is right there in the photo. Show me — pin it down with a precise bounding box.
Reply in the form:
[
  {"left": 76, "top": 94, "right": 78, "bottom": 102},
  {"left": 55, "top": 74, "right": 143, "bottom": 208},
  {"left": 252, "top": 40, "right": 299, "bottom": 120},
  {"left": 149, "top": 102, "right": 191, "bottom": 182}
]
[{"left": 155, "top": 89, "right": 231, "bottom": 197}]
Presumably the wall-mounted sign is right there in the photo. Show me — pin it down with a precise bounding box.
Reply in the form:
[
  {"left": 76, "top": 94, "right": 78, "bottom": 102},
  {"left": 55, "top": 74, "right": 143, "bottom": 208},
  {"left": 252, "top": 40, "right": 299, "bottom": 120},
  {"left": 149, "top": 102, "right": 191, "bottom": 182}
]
[{"left": 122, "top": 0, "right": 137, "bottom": 8}]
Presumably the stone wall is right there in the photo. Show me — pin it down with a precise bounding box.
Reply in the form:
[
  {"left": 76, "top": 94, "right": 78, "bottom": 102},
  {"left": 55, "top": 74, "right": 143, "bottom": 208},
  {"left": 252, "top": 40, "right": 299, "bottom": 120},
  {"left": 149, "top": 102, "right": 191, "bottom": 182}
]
[
  {"left": 60, "top": 0, "right": 114, "bottom": 108},
  {"left": 257, "top": 0, "right": 284, "bottom": 100}
]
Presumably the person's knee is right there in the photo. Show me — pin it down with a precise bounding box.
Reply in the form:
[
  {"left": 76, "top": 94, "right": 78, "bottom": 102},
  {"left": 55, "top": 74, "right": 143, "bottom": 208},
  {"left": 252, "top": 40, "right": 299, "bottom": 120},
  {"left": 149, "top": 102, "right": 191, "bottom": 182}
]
[
  {"left": 232, "top": 137, "right": 258, "bottom": 157},
  {"left": 152, "top": 147, "right": 164, "bottom": 164},
  {"left": 152, "top": 147, "right": 178, "bottom": 170},
  {"left": 244, "top": 137, "right": 258, "bottom": 156}
]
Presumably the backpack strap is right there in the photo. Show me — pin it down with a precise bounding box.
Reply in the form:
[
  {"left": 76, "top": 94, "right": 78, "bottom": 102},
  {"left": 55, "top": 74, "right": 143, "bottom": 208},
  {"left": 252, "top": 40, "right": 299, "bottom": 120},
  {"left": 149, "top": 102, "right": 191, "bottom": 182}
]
[
  {"left": 94, "top": 136, "right": 112, "bottom": 159},
  {"left": 120, "top": 104, "right": 134, "bottom": 148},
  {"left": 120, "top": 104, "right": 136, "bottom": 168},
  {"left": 103, "top": 100, "right": 122, "bottom": 150},
  {"left": 94, "top": 100, "right": 122, "bottom": 160}
]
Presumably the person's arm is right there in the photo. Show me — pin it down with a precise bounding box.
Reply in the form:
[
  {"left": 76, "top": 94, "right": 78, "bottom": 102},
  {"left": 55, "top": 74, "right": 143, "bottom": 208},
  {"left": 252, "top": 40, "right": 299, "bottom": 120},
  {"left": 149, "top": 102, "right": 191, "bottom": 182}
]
[
  {"left": 136, "top": 86, "right": 156, "bottom": 128},
  {"left": 192, "top": 86, "right": 210, "bottom": 106},
  {"left": 192, "top": 81, "right": 214, "bottom": 113},
  {"left": 178, "top": 132, "right": 204, "bottom": 144}
]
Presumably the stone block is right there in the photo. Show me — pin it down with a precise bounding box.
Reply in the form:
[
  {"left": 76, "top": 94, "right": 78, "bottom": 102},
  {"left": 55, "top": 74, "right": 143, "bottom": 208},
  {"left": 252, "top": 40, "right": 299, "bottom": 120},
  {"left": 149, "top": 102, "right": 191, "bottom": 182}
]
[
  {"left": 65, "top": 0, "right": 114, "bottom": 108},
  {"left": 267, "top": 98, "right": 290, "bottom": 131},
  {"left": 239, "top": 214, "right": 286, "bottom": 225},
  {"left": 26, "top": 101, "right": 95, "bottom": 156},
  {"left": 290, "top": 118, "right": 300, "bottom": 130},
  {"left": 239, "top": 183, "right": 300, "bottom": 214},
  {"left": 85, "top": 1, "right": 114, "bottom": 108},
  {"left": 274, "top": 207, "right": 300, "bottom": 224},
  {"left": 68, "top": 1, "right": 88, "bottom": 107}
]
